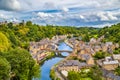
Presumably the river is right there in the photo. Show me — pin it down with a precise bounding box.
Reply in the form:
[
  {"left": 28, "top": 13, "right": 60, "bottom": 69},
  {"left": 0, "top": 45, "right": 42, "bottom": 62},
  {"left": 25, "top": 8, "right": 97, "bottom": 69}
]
[{"left": 35, "top": 42, "right": 72, "bottom": 80}]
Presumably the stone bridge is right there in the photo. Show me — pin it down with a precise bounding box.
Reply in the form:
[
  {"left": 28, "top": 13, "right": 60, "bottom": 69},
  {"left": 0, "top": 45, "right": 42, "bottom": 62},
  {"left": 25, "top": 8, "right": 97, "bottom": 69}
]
[
  {"left": 52, "top": 50, "right": 73, "bottom": 53},
  {"left": 41, "top": 49, "right": 73, "bottom": 53}
]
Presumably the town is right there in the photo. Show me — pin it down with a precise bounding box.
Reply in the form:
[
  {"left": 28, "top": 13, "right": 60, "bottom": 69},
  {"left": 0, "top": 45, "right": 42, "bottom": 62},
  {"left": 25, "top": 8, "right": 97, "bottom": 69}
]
[{"left": 30, "top": 35, "right": 120, "bottom": 80}]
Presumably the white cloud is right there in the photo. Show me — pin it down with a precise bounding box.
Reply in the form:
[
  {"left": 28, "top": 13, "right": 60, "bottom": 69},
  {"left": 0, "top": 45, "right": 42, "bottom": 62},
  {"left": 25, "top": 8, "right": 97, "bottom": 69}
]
[
  {"left": 79, "top": 15, "right": 85, "bottom": 19},
  {"left": 0, "top": 13, "right": 8, "bottom": 19},
  {"left": 97, "top": 12, "right": 109, "bottom": 21},
  {"left": 0, "top": 0, "right": 120, "bottom": 27},
  {"left": 10, "top": 18, "right": 19, "bottom": 22},
  {"left": 23, "top": 0, "right": 120, "bottom": 11},
  {"left": 61, "top": 7, "right": 69, "bottom": 12},
  {"left": 107, "top": 12, "right": 118, "bottom": 20},
  {"left": 37, "top": 12, "right": 54, "bottom": 18},
  {"left": 43, "top": 2, "right": 57, "bottom": 10},
  {"left": 97, "top": 12, "right": 118, "bottom": 21},
  {"left": 0, "top": 0, "right": 21, "bottom": 11}
]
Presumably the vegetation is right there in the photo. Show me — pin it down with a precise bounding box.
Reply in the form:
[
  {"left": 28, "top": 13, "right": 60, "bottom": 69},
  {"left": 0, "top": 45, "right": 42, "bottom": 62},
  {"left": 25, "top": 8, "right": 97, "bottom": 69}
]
[
  {"left": 0, "top": 48, "right": 40, "bottom": 80},
  {"left": 0, "top": 32, "right": 10, "bottom": 52},
  {"left": 68, "top": 66, "right": 103, "bottom": 80},
  {"left": 94, "top": 51, "right": 110, "bottom": 59},
  {"left": 50, "top": 69, "right": 56, "bottom": 80},
  {"left": 115, "top": 66, "right": 120, "bottom": 76},
  {"left": 0, "top": 21, "right": 120, "bottom": 80},
  {"left": 39, "top": 52, "right": 55, "bottom": 65},
  {"left": 98, "top": 23, "right": 120, "bottom": 44},
  {"left": 0, "top": 56, "right": 11, "bottom": 80},
  {"left": 50, "top": 66, "right": 61, "bottom": 80},
  {"left": 113, "top": 48, "right": 120, "bottom": 54}
]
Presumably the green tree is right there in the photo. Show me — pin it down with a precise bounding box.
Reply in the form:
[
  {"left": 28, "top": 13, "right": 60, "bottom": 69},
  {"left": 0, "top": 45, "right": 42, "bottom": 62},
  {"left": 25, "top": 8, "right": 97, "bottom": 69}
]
[
  {"left": 68, "top": 71, "right": 80, "bottom": 80},
  {"left": 0, "top": 56, "right": 11, "bottom": 80},
  {"left": 113, "top": 48, "right": 120, "bottom": 54},
  {"left": 115, "top": 67, "right": 120, "bottom": 76},
  {"left": 88, "top": 66, "right": 103, "bottom": 80},
  {"left": 7, "top": 22, "right": 13, "bottom": 28},
  {"left": 26, "top": 21, "right": 32, "bottom": 26},
  {"left": 2, "top": 48, "right": 40, "bottom": 80},
  {"left": 94, "top": 51, "right": 106, "bottom": 59},
  {"left": 0, "top": 32, "right": 10, "bottom": 52}
]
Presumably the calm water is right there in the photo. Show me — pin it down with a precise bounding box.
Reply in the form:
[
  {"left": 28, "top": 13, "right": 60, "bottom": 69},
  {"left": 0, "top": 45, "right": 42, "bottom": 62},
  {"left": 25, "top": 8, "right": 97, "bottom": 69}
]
[
  {"left": 58, "top": 42, "right": 72, "bottom": 56},
  {"left": 34, "top": 42, "right": 72, "bottom": 80}
]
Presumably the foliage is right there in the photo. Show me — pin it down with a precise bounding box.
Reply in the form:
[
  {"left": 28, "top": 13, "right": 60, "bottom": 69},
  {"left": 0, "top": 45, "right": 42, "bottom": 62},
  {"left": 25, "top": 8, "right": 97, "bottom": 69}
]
[
  {"left": 98, "top": 23, "right": 120, "bottom": 44},
  {"left": 0, "top": 56, "right": 11, "bottom": 80},
  {"left": 50, "top": 69, "right": 56, "bottom": 80},
  {"left": 88, "top": 66, "right": 103, "bottom": 80},
  {"left": 68, "top": 71, "right": 81, "bottom": 80},
  {"left": 68, "top": 66, "right": 103, "bottom": 80},
  {"left": 0, "top": 48, "right": 40, "bottom": 80},
  {"left": 0, "top": 32, "right": 10, "bottom": 52},
  {"left": 113, "top": 48, "right": 120, "bottom": 54},
  {"left": 94, "top": 51, "right": 109, "bottom": 59},
  {"left": 115, "top": 66, "right": 120, "bottom": 76}
]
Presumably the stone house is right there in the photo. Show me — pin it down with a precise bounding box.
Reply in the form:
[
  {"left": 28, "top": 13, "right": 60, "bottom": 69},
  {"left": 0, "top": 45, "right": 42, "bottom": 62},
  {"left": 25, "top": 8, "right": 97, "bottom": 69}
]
[
  {"left": 101, "top": 44, "right": 108, "bottom": 52},
  {"left": 110, "top": 45, "right": 116, "bottom": 51},
  {"left": 37, "top": 51, "right": 48, "bottom": 61},
  {"left": 78, "top": 53, "right": 95, "bottom": 65},
  {"left": 58, "top": 60, "right": 87, "bottom": 72},
  {"left": 89, "top": 38, "right": 97, "bottom": 44},
  {"left": 102, "top": 57, "right": 119, "bottom": 70},
  {"left": 112, "top": 54, "right": 120, "bottom": 61},
  {"left": 38, "top": 42, "right": 48, "bottom": 50},
  {"left": 115, "top": 43, "right": 119, "bottom": 48},
  {"left": 106, "top": 73, "right": 120, "bottom": 80},
  {"left": 105, "top": 42, "right": 113, "bottom": 47},
  {"left": 79, "top": 49, "right": 87, "bottom": 54},
  {"left": 94, "top": 45, "right": 102, "bottom": 52},
  {"left": 86, "top": 57, "right": 95, "bottom": 65},
  {"left": 85, "top": 46, "right": 91, "bottom": 53},
  {"left": 90, "top": 49, "right": 96, "bottom": 56}
]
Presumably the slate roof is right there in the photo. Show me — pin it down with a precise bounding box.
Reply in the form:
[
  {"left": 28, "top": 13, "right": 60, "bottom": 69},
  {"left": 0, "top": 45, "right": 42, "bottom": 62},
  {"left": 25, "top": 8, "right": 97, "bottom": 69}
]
[{"left": 59, "top": 60, "right": 87, "bottom": 68}]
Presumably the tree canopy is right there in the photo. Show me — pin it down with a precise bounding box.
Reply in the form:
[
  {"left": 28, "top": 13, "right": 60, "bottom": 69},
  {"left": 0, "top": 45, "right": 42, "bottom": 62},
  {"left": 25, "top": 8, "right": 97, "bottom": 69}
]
[
  {"left": 0, "top": 56, "right": 11, "bottom": 80},
  {"left": 0, "top": 48, "right": 40, "bottom": 80},
  {"left": 0, "top": 32, "right": 10, "bottom": 52}
]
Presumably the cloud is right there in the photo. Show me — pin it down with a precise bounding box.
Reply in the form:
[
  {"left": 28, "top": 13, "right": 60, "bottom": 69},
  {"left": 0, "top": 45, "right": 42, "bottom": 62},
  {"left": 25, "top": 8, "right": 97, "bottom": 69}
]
[
  {"left": 43, "top": 2, "right": 57, "bottom": 10},
  {"left": 0, "top": 0, "right": 120, "bottom": 27},
  {"left": 0, "top": 0, "right": 21, "bottom": 11},
  {"left": 61, "top": 7, "right": 69, "bottom": 12},
  {"left": 0, "top": 13, "right": 9, "bottom": 19},
  {"left": 97, "top": 12, "right": 118, "bottom": 21},
  {"left": 36, "top": 12, "right": 54, "bottom": 18},
  {"left": 79, "top": 15, "right": 85, "bottom": 19},
  {"left": 9, "top": 18, "right": 20, "bottom": 22}
]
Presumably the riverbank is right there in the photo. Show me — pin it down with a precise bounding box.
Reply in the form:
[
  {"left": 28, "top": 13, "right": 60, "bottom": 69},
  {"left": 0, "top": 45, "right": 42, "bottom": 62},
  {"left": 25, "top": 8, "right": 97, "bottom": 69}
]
[
  {"left": 50, "top": 64, "right": 66, "bottom": 80},
  {"left": 64, "top": 39, "right": 73, "bottom": 48},
  {"left": 40, "top": 57, "right": 63, "bottom": 80},
  {"left": 39, "top": 52, "right": 56, "bottom": 65},
  {"left": 50, "top": 68, "right": 61, "bottom": 80}
]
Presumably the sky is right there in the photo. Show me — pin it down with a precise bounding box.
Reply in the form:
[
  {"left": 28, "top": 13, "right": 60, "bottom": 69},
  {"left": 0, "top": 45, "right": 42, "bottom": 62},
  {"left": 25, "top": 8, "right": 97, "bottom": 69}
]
[{"left": 0, "top": 0, "right": 120, "bottom": 27}]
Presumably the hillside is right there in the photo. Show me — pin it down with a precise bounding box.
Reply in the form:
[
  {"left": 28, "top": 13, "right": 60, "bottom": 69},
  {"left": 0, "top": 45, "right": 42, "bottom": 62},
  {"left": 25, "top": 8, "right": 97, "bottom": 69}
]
[{"left": 98, "top": 23, "right": 120, "bottom": 44}]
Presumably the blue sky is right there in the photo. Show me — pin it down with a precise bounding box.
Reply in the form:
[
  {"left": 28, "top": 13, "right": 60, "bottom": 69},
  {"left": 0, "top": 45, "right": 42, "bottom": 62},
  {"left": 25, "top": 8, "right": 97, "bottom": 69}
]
[{"left": 0, "top": 0, "right": 120, "bottom": 27}]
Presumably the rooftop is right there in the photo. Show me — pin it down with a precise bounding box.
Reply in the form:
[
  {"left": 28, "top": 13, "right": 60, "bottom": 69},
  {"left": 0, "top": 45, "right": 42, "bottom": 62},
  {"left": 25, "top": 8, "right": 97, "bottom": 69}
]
[{"left": 59, "top": 60, "right": 87, "bottom": 68}]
